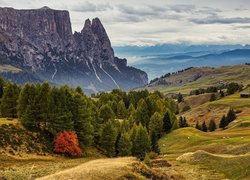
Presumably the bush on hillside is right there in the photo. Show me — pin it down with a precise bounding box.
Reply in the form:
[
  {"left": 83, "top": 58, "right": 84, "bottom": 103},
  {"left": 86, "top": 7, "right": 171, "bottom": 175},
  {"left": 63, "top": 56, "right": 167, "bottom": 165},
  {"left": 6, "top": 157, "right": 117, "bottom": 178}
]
[{"left": 54, "top": 131, "right": 81, "bottom": 157}]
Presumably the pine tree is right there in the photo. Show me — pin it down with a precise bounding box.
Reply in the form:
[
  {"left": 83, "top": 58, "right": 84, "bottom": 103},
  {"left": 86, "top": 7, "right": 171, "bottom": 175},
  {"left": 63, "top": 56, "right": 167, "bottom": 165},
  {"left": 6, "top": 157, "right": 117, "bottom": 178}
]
[
  {"left": 118, "top": 132, "right": 132, "bottom": 156},
  {"left": 177, "top": 93, "right": 183, "bottom": 103},
  {"left": 163, "top": 111, "right": 172, "bottom": 133},
  {"left": 195, "top": 121, "right": 201, "bottom": 130},
  {"left": 179, "top": 116, "right": 188, "bottom": 128},
  {"left": 135, "top": 99, "right": 150, "bottom": 127},
  {"left": 33, "top": 82, "right": 50, "bottom": 129},
  {"left": 0, "top": 77, "right": 5, "bottom": 99},
  {"left": 219, "top": 115, "right": 228, "bottom": 129},
  {"left": 1, "top": 82, "right": 19, "bottom": 118},
  {"left": 208, "top": 119, "right": 216, "bottom": 132},
  {"left": 48, "top": 87, "right": 73, "bottom": 134},
  {"left": 99, "top": 104, "right": 115, "bottom": 122},
  {"left": 100, "top": 120, "right": 117, "bottom": 157},
  {"left": 201, "top": 121, "right": 208, "bottom": 132},
  {"left": 149, "top": 112, "right": 163, "bottom": 138},
  {"left": 227, "top": 109, "right": 236, "bottom": 123},
  {"left": 75, "top": 86, "right": 84, "bottom": 95},
  {"left": 133, "top": 124, "right": 151, "bottom": 159},
  {"left": 127, "top": 104, "right": 135, "bottom": 118},
  {"left": 210, "top": 93, "right": 216, "bottom": 102},
  {"left": 130, "top": 124, "right": 138, "bottom": 155},
  {"left": 73, "top": 94, "right": 94, "bottom": 147},
  {"left": 117, "top": 100, "right": 127, "bottom": 119},
  {"left": 151, "top": 131, "right": 160, "bottom": 154}
]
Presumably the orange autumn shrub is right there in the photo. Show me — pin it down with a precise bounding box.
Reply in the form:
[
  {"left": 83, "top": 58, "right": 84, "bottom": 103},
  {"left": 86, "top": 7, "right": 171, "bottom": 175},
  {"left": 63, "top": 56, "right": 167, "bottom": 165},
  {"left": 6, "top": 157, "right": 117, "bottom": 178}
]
[{"left": 54, "top": 131, "right": 81, "bottom": 156}]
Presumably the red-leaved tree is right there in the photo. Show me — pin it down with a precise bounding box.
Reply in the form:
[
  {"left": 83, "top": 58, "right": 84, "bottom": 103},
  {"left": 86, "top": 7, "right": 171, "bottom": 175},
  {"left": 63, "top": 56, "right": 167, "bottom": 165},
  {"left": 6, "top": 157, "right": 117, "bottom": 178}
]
[{"left": 54, "top": 131, "right": 81, "bottom": 156}]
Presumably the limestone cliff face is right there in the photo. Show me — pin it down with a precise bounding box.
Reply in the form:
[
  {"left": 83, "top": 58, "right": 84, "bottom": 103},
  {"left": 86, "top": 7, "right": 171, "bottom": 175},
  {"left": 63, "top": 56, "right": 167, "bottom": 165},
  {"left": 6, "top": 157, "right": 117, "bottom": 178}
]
[{"left": 0, "top": 7, "right": 148, "bottom": 93}]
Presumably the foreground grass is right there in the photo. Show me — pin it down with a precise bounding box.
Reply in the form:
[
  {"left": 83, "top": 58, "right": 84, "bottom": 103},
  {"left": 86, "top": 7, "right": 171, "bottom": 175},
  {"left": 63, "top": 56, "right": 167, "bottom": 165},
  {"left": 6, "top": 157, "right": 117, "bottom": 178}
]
[
  {"left": 0, "top": 155, "right": 98, "bottom": 179},
  {"left": 177, "top": 150, "right": 250, "bottom": 179}
]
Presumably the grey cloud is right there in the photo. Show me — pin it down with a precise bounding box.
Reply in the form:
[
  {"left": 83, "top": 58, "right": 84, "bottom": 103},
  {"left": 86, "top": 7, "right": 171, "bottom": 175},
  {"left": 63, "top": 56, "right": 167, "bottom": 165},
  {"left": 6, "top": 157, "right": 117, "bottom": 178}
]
[
  {"left": 195, "top": 6, "right": 222, "bottom": 16},
  {"left": 190, "top": 16, "right": 250, "bottom": 24},
  {"left": 116, "top": 4, "right": 183, "bottom": 23},
  {"left": 169, "top": 4, "right": 196, "bottom": 13},
  {"left": 71, "top": 2, "right": 112, "bottom": 12}
]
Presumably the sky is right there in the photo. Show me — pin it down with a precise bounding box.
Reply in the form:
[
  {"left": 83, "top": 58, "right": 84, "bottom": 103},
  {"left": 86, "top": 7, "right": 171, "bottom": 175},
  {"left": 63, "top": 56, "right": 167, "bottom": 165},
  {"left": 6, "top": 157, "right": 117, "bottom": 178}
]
[{"left": 1, "top": 0, "right": 250, "bottom": 46}]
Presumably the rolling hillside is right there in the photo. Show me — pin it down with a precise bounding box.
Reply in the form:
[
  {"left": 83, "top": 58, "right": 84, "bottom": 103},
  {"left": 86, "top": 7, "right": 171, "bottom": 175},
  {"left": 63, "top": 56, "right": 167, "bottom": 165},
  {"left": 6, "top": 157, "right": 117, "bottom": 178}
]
[{"left": 145, "top": 64, "right": 250, "bottom": 95}]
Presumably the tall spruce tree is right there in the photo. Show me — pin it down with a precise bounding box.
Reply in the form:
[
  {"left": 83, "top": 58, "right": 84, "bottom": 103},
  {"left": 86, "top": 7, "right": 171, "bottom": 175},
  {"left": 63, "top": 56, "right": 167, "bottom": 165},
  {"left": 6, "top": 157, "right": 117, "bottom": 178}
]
[
  {"left": 118, "top": 132, "right": 132, "bottom": 156},
  {"left": 195, "top": 121, "right": 201, "bottom": 130},
  {"left": 100, "top": 120, "right": 117, "bottom": 157},
  {"left": 151, "top": 131, "right": 160, "bottom": 154},
  {"left": 208, "top": 119, "right": 216, "bottom": 132},
  {"left": 219, "top": 115, "right": 228, "bottom": 129},
  {"left": 0, "top": 77, "right": 5, "bottom": 99},
  {"left": 135, "top": 99, "right": 150, "bottom": 127},
  {"left": 117, "top": 100, "right": 127, "bottom": 119},
  {"left": 48, "top": 87, "right": 73, "bottom": 134},
  {"left": 133, "top": 124, "right": 151, "bottom": 159},
  {"left": 127, "top": 104, "right": 136, "bottom": 118},
  {"left": 149, "top": 112, "right": 163, "bottom": 138},
  {"left": 227, "top": 109, "right": 236, "bottom": 123},
  {"left": 201, "top": 121, "right": 208, "bottom": 132},
  {"left": 163, "top": 111, "right": 172, "bottom": 132},
  {"left": 99, "top": 104, "right": 115, "bottom": 122},
  {"left": 73, "top": 94, "right": 94, "bottom": 147},
  {"left": 1, "top": 82, "right": 19, "bottom": 118}
]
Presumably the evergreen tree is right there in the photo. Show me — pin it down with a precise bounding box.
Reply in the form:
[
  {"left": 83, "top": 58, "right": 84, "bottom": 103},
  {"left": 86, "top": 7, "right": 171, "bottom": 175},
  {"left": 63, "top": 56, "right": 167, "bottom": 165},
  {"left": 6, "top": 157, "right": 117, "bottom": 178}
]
[
  {"left": 127, "top": 104, "right": 135, "bottom": 118},
  {"left": 151, "top": 131, "right": 160, "bottom": 154},
  {"left": 135, "top": 99, "right": 150, "bottom": 127},
  {"left": 133, "top": 124, "right": 151, "bottom": 159},
  {"left": 117, "top": 100, "right": 127, "bottom": 119},
  {"left": 0, "top": 77, "right": 5, "bottom": 99},
  {"left": 195, "top": 121, "right": 201, "bottom": 130},
  {"left": 201, "top": 121, "right": 208, "bottom": 132},
  {"left": 99, "top": 104, "right": 115, "bottom": 122},
  {"left": 149, "top": 112, "right": 163, "bottom": 138},
  {"left": 163, "top": 111, "right": 172, "bottom": 132},
  {"left": 130, "top": 124, "right": 138, "bottom": 155},
  {"left": 75, "top": 86, "right": 84, "bottom": 95},
  {"left": 219, "top": 115, "right": 228, "bottom": 129},
  {"left": 21, "top": 105, "right": 35, "bottom": 130},
  {"left": 48, "top": 87, "right": 73, "bottom": 134},
  {"left": 210, "top": 93, "right": 216, "bottom": 102},
  {"left": 179, "top": 116, "right": 188, "bottom": 128},
  {"left": 118, "top": 132, "right": 132, "bottom": 156},
  {"left": 73, "top": 94, "right": 94, "bottom": 147},
  {"left": 33, "top": 82, "right": 50, "bottom": 129},
  {"left": 227, "top": 109, "right": 236, "bottom": 123},
  {"left": 208, "top": 119, "right": 216, "bottom": 132},
  {"left": 100, "top": 120, "right": 117, "bottom": 157},
  {"left": 177, "top": 93, "right": 183, "bottom": 103},
  {"left": 1, "top": 82, "right": 19, "bottom": 118}
]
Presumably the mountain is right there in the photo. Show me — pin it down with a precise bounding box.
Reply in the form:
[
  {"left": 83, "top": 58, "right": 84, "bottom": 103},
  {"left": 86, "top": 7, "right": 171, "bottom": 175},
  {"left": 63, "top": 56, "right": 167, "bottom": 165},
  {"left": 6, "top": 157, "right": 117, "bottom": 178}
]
[
  {"left": 125, "top": 48, "right": 250, "bottom": 80},
  {"left": 0, "top": 7, "right": 148, "bottom": 94}
]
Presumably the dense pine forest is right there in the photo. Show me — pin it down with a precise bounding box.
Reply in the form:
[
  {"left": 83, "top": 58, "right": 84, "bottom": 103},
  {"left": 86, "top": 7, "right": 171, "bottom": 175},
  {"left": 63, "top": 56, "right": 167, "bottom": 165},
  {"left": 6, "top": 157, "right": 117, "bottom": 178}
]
[{"left": 0, "top": 77, "right": 179, "bottom": 159}]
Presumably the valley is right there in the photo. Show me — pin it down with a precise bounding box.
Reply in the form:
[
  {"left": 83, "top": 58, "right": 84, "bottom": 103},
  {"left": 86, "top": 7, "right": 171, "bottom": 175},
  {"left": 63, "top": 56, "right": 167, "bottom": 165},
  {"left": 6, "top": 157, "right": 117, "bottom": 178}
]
[{"left": 0, "top": 2, "right": 250, "bottom": 180}]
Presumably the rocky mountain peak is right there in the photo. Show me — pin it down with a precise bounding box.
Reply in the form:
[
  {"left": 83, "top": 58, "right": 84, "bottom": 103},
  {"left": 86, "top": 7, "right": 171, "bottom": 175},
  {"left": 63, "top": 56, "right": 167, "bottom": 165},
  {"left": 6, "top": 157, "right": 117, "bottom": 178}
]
[{"left": 0, "top": 7, "right": 148, "bottom": 94}]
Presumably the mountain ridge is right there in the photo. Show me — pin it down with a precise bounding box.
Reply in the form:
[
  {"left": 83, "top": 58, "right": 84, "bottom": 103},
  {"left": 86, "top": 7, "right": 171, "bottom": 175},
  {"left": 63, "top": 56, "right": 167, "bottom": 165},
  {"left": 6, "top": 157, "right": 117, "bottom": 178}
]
[{"left": 0, "top": 7, "right": 148, "bottom": 94}]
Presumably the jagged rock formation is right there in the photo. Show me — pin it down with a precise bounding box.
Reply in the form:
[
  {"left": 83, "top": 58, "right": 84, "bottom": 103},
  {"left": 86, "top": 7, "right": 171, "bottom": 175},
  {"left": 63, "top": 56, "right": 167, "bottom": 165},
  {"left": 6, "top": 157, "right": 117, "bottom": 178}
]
[{"left": 0, "top": 7, "right": 148, "bottom": 93}]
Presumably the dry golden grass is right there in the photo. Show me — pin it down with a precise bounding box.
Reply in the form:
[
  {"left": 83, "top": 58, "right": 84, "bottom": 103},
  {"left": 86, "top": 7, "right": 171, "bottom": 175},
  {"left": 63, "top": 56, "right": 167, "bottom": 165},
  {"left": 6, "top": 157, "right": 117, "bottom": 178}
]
[{"left": 38, "top": 157, "right": 139, "bottom": 180}]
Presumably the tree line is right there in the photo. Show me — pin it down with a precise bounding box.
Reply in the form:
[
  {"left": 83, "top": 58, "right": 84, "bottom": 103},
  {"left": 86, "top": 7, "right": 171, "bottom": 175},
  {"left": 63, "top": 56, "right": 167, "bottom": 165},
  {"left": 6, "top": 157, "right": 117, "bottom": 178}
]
[{"left": 0, "top": 78, "right": 179, "bottom": 159}]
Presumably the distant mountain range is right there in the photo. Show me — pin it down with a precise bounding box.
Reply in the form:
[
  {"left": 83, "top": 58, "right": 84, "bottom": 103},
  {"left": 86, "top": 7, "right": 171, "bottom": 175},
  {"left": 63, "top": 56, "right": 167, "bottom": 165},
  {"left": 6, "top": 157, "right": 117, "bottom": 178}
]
[
  {"left": 114, "top": 45, "right": 250, "bottom": 80},
  {"left": 0, "top": 7, "right": 148, "bottom": 94}
]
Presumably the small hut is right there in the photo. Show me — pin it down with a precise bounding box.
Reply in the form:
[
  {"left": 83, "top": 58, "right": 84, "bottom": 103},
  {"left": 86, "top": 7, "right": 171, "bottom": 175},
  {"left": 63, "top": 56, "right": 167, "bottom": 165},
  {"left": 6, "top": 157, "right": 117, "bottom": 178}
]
[{"left": 240, "top": 93, "right": 250, "bottom": 98}]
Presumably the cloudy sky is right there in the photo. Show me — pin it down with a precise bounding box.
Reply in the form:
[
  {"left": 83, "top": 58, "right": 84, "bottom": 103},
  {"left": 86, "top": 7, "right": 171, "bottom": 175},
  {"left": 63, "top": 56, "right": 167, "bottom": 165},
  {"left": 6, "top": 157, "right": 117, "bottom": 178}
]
[{"left": 1, "top": 0, "right": 250, "bottom": 46}]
